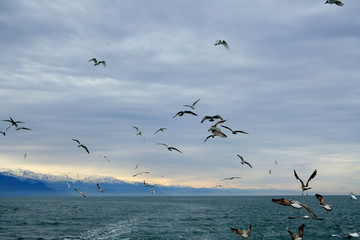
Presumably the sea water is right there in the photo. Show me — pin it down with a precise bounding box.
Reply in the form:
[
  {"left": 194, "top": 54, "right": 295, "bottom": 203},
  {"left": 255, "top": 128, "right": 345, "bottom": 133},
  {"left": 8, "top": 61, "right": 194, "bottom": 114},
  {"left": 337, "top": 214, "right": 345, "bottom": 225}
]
[{"left": 0, "top": 196, "right": 358, "bottom": 239}]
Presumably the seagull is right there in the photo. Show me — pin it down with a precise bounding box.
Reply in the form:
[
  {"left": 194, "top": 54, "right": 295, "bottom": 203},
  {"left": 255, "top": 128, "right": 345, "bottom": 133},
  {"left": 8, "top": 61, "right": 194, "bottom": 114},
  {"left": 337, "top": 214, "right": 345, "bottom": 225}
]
[
  {"left": 74, "top": 188, "right": 86, "bottom": 198},
  {"left": 71, "top": 139, "right": 90, "bottom": 154},
  {"left": 220, "top": 177, "right": 242, "bottom": 181},
  {"left": 269, "top": 169, "right": 272, "bottom": 175},
  {"left": 215, "top": 185, "right": 222, "bottom": 188},
  {"left": 97, "top": 183, "right": 104, "bottom": 193},
  {"left": 294, "top": 169, "right": 317, "bottom": 196},
  {"left": 157, "top": 143, "right": 182, "bottom": 153},
  {"left": 315, "top": 194, "right": 332, "bottom": 213},
  {"left": 286, "top": 224, "right": 305, "bottom": 240},
  {"left": 154, "top": 128, "right": 167, "bottom": 135},
  {"left": 132, "top": 126, "right": 143, "bottom": 136},
  {"left": 184, "top": 99, "right": 200, "bottom": 109},
  {"left": 275, "top": 160, "right": 278, "bottom": 164},
  {"left": 220, "top": 125, "right": 248, "bottom": 135},
  {"left": 288, "top": 215, "right": 324, "bottom": 221},
  {"left": 230, "top": 225, "right": 251, "bottom": 239},
  {"left": 237, "top": 155, "right": 252, "bottom": 168},
  {"left": 208, "top": 120, "right": 227, "bottom": 138},
  {"left": 350, "top": 192, "right": 357, "bottom": 200},
  {"left": 201, "top": 115, "right": 223, "bottom": 123},
  {"left": 24, "top": 153, "right": 27, "bottom": 159},
  {"left": 134, "top": 164, "right": 139, "bottom": 170},
  {"left": 133, "top": 172, "right": 150, "bottom": 177},
  {"left": 66, "top": 182, "right": 71, "bottom": 189},
  {"left": 331, "top": 233, "right": 360, "bottom": 239},
  {"left": 272, "top": 198, "right": 318, "bottom": 218},
  {"left": 2, "top": 117, "right": 24, "bottom": 129},
  {"left": 173, "top": 110, "right": 198, "bottom": 118},
  {"left": 215, "top": 39, "right": 229, "bottom": 50},
  {"left": 88, "top": 58, "right": 106, "bottom": 67},
  {"left": 325, "top": 0, "right": 344, "bottom": 6}
]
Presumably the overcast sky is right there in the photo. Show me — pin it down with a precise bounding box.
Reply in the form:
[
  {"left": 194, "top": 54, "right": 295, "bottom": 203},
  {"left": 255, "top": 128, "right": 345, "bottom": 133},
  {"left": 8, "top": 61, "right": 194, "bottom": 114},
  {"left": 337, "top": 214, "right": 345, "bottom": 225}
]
[{"left": 0, "top": 0, "right": 359, "bottom": 194}]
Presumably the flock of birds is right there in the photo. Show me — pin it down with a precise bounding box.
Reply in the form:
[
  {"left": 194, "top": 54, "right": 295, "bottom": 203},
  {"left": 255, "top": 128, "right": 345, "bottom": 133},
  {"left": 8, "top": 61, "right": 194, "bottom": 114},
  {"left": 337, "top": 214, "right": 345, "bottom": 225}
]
[
  {"left": 2, "top": 1, "right": 356, "bottom": 238},
  {"left": 230, "top": 169, "right": 358, "bottom": 239}
]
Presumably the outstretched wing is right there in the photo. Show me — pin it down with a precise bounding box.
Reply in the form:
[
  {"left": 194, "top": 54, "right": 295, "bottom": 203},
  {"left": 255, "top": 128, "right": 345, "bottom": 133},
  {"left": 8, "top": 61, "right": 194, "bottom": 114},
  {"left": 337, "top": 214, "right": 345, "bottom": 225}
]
[
  {"left": 306, "top": 169, "right": 317, "bottom": 187},
  {"left": 272, "top": 198, "right": 292, "bottom": 206},
  {"left": 168, "top": 147, "right": 182, "bottom": 153},
  {"left": 244, "top": 161, "right": 253, "bottom": 168},
  {"left": 294, "top": 170, "right": 305, "bottom": 187},
  {"left": 300, "top": 202, "right": 317, "bottom": 218},
  {"left": 220, "top": 125, "right": 233, "bottom": 132},
  {"left": 88, "top": 58, "right": 97, "bottom": 63},
  {"left": 315, "top": 193, "right": 325, "bottom": 205},
  {"left": 184, "top": 111, "right": 197, "bottom": 116},
  {"left": 71, "top": 138, "right": 81, "bottom": 144},
  {"left": 298, "top": 224, "right": 305, "bottom": 238},
  {"left": 230, "top": 228, "right": 244, "bottom": 236},
  {"left": 80, "top": 145, "right": 90, "bottom": 154}
]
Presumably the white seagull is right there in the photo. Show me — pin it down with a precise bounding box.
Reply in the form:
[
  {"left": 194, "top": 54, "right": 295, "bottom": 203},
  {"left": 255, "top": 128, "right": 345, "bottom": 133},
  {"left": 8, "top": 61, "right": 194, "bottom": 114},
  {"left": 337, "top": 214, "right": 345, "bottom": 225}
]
[
  {"left": 350, "top": 192, "right": 357, "bottom": 200},
  {"left": 286, "top": 224, "right": 305, "bottom": 240},
  {"left": 272, "top": 198, "right": 318, "bottom": 218},
  {"left": 315, "top": 194, "right": 332, "bottom": 213},
  {"left": 325, "top": 0, "right": 344, "bottom": 6},
  {"left": 237, "top": 155, "right": 252, "bottom": 168}
]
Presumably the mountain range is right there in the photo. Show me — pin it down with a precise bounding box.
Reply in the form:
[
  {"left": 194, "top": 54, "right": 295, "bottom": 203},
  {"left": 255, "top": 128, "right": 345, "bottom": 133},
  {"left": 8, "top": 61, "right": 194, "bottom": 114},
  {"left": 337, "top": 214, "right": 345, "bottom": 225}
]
[{"left": 0, "top": 169, "right": 297, "bottom": 197}]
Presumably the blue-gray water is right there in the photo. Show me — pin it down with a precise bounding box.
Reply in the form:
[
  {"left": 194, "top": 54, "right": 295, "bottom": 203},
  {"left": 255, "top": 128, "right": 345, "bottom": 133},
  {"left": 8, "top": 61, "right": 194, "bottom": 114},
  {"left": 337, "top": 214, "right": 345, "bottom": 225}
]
[{"left": 0, "top": 196, "right": 359, "bottom": 239}]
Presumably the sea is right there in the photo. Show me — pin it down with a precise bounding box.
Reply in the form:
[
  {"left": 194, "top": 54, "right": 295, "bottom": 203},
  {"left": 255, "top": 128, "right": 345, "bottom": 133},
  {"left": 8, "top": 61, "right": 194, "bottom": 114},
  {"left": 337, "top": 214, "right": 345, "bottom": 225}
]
[{"left": 0, "top": 196, "right": 358, "bottom": 240}]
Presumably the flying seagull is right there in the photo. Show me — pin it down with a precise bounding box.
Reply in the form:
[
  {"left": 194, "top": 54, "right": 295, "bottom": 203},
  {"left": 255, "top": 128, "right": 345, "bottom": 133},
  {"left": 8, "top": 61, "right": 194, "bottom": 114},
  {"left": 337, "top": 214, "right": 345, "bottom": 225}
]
[
  {"left": 184, "top": 99, "right": 200, "bottom": 109},
  {"left": 173, "top": 110, "right": 198, "bottom": 118},
  {"left": 269, "top": 169, "right": 272, "bottom": 175},
  {"left": 325, "top": 0, "right": 344, "bottom": 6},
  {"left": 71, "top": 139, "right": 90, "bottom": 154},
  {"left": 97, "top": 183, "right": 104, "bottom": 193},
  {"left": 214, "top": 39, "right": 229, "bottom": 50},
  {"left": 88, "top": 58, "right": 106, "bottom": 67},
  {"left": 220, "top": 177, "right": 242, "bottom": 181},
  {"left": 157, "top": 143, "right": 182, "bottom": 153},
  {"left": 201, "top": 115, "right": 223, "bottom": 123},
  {"left": 237, "top": 155, "right": 252, "bottom": 168},
  {"left": 2, "top": 117, "right": 24, "bottom": 129},
  {"left": 288, "top": 215, "right": 324, "bottom": 221},
  {"left": 286, "top": 224, "right": 305, "bottom": 240},
  {"left": 350, "top": 192, "right": 357, "bottom": 200},
  {"left": 208, "top": 120, "right": 227, "bottom": 138},
  {"left": 315, "top": 194, "right": 332, "bottom": 213},
  {"left": 132, "top": 126, "right": 143, "bottom": 136},
  {"left": 272, "top": 198, "right": 318, "bottom": 218},
  {"left": 154, "top": 128, "right": 167, "bottom": 135},
  {"left": 331, "top": 232, "right": 360, "bottom": 238},
  {"left": 134, "top": 164, "right": 139, "bottom": 170},
  {"left": 133, "top": 172, "right": 150, "bottom": 177},
  {"left": 294, "top": 169, "right": 317, "bottom": 196},
  {"left": 16, "top": 127, "right": 32, "bottom": 131},
  {"left": 74, "top": 188, "right": 86, "bottom": 198},
  {"left": 221, "top": 125, "right": 248, "bottom": 135},
  {"left": 230, "top": 225, "right": 251, "bottom": 239}
]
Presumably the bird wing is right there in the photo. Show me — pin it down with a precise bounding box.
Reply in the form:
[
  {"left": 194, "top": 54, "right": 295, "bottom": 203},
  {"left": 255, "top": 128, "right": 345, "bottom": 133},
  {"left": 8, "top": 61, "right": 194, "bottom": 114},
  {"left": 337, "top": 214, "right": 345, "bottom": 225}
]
[
  {"left": 80, "top": 145, "right": 90, "bottom": 154},
  {"left": 213, "top": 130, "right": 227, "bottom": 138},
  {"left": 132, "top": 126, "right": 139, "bottom": 131},
  {"left": 222, "top": 41, "right": 230, "bottom": 50},
  {"left": 286, "top": 227, "right": 295, "bottom": 239},
  {"left": 213, "top": 119, "right": 226, "bottom": 127},
  {"left": 294, "top": 170, "right": 305, "bottom": 187},
  {"left": 272, "top": 198, "right": 292, "bottom": 206},
  {"left": 220, "top": 125, "right": 233, "bottom": 132},
  {"left": 300, "top": 202, "right": 317, "bottom": 218},
  {"left": 298, "top": 224, "right": 305, "bottom": 238},
  {"left": 157, "top": 143, "right": 168, "bottom": 147},
  {"left": 230, "top": 228, "right": 244, "bottom": 236},
  {"left": 184, "top": 111, "right": 197, "bottom": 116},
  {"left": 335, "top": 1, "right": 344, "bottom": 6},
  {"left": 233, "top": 130, "right": 249, "bottom": 134},
  {"left": 173, "top": 111, "right": 182, "bottom": 118},
  {"left": 306, "top": 169, "right": 317, "bottom": 186},
  {"left": 315, "top": 194, "right": 325, "bottom": 205},
  {"left": 88, "top": 58, "right": 97, "bottom": 63},
  {"left": 71, "top": 139, "right": 81, "bottom": 144},
  {"left": 245, "top": 161, "right": 253, "bottom": 168},
  {"left": 237, "top": 154, "right": 244, "bottom": 162},
  {"left": 101, "top": 61, "right": 106, "bottom": 67},
  {"left": 201, "top": 116, "right": 210, "bottom": 123},
  {"left": 204, "top": 135, "right": 214, "bottom": 143},
  {"left": 168, "top": 147, "right": 182, "bottom": 153},
  {"left": 192, "top": 98, "right": 200, "bottom": 107}
]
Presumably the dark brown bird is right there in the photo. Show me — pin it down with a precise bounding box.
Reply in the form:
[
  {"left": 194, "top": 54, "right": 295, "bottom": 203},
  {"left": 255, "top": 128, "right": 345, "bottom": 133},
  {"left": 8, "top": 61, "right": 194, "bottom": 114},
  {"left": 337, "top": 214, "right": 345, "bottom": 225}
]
[
  {"left": 294, "top": 169, "right": 317, "bottom": 195},
  {"left": 74, "top": 188, "right": 86, "bottom": 197},
  {"left": 230, "top": 225, "right": 251, "bottom": 238},
  {"left": 88, "top": 58, "right": 106, "bottom": 67},
  {"left": 97, "top": 183, "right": 104, "bottom": 193},
  {"left": 71, "top": 139, "right": 90, "bottom": 154},
  {"left": 201, "top": 115, "right": 223, "bottom": 123},
  {"left": 286, "top": 224, "right": 305, "bottom": 240},
  {"left": 173, "top": 110, "right": 197, "bottom": 118}
]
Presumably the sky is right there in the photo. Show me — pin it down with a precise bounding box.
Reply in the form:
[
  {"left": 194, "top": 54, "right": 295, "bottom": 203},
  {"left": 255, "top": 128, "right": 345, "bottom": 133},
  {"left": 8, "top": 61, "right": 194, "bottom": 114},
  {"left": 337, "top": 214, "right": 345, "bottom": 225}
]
[{"left": 0, "top": 0, "right": 359, "bottom": 194}]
